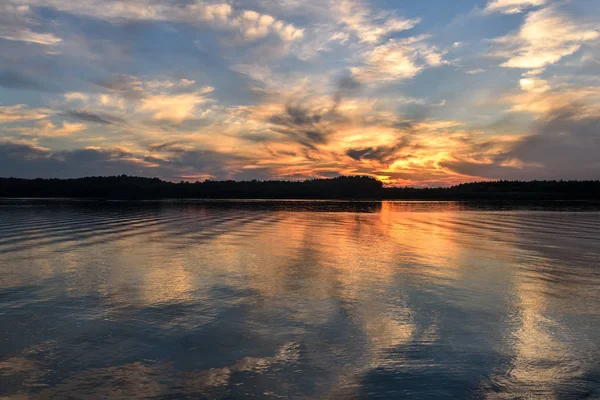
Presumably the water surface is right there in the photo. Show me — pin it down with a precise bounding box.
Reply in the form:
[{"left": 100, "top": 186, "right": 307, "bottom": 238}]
[{"left": 1, "top": 200, "right": 599, "bottom": 399}]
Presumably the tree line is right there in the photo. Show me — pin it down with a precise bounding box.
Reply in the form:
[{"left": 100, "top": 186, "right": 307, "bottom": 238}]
[{"left": 0, "top": 175, "right": 599, "bottom": 200}]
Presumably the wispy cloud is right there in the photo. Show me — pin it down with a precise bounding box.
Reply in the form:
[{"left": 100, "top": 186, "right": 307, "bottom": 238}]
[
  {"left": 17, "top": 121, "right": 87, "bottom": 137},
  {"left": 8, "top": 0, "right": 303, "bottom": 43},
  {"left": 63, "top": 76, "right": 215, "bottom": 124},
  {"left": 490, "top": 6, "right": 599, "bottom": 70},
  {"left": 353, "top": 36, "right": 446, "bottom": 82},
  {"left": 484, "top": 0, "right": 547, "bottom": 14},
  {"left": 139, "top": 89, "right": 214, "bottom": 123},
  {"left": 0, "top": 104, "right": 50, "bottom": 122},
  {"left": 333, "top": 0, "right": 419, "bottom": 43},
  {"left": 0, "top": 29, "right": 61, "bottom": 45}
]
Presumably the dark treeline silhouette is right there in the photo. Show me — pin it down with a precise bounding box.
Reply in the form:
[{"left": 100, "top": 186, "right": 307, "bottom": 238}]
[{"left": 1, "top": 175, "right": 599, "bottom": 200}]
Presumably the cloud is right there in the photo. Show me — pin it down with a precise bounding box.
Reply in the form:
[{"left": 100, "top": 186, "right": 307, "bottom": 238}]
[
  {"left": 139, "top": 88, "right": 214, "bottom": 123},
  {"left": 64, "top": 92, "right": 90, "bottom": 102},
  {"left": 231, "top": 63, "right": 328, "bottom": 98},
  {"left": 518, "top": 77, "right": 550, "bottom": 93},
  {"left": 0, "top": 4, "right": 61, "bottom": 46},
  {"left": 491, "top": 6, "right": 599, "bottom": 70},
  {"left": 0, "top": 104, "right": 50, "bottom": 122},
  {"left": 150, "top": 147, "right": 249, "bottom": 180},
  {"left": 509, "top": 106, "right": 600, "bottom": 177},
  {"left": 3, "top": 92, "right": 527, "bottom": 186},
  {"left": 333, "top": 73, "right": 361, "bottom": 110},
  {"left": 62, "top": 109, "right": 125, "bottom": 125},
  {"left": 2, "top": 0, "right": 598, "bottom": 186},
  {"left": 465, "top": 68, "right": 485, "bottom": 74},
  {"left": 11, "top": 0, "right": 303, "bottom": 43},
  {"left": 345, "top": 138, "right": 410, "bottom": 164},
  {"left": 0, "top": 29, "right": 61, "bottom": 45},
  {"left": 353, "top": 36, "right": 446, "bottom": 82},
  {"left": 233, "top": 10, "right": 303, "bottom": 42},
  {"left": 145, "top": 79, "right": 196, "bottom": 91},
  {"left": 484, "top": 0, "right": 546, "bottom": 14},
  {"left": 5, "top": 120, "right": 88, "bottom": 138},
  {"left": 268, "top": 104, "right": 330, "bottom": 150},
  {"left": 37, "top": 121, "right": 87, "bottom": 137},
  {"left": 0, "top": 140, "right": 152, "bottom": 178},
  {"left": 0, "top": 139, "right": 248, "bottom": 180},
  {"left": 442, "top": 103, "right": 600, "bottom": 180},
  {"left": 508, "top": 80, "right": 600, "bottom": 115},
  {"left": 63, "top": 76, "right": 215, "bottom": 124},
  {"left": 333, "top": 0, "right": 419, "bottom": 43}
]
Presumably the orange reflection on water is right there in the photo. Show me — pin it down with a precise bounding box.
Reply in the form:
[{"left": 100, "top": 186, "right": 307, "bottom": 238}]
[{"left": 1, "top": 202, "right": 599, "bottom": 399}]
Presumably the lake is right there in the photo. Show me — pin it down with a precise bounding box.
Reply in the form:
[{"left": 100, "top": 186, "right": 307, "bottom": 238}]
[{"left": 1, "top": 200, "right": 599, "bottom": 399}]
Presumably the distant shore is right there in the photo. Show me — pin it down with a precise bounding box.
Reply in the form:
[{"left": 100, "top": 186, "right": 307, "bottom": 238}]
[{"left": 1, "top": 175, "right": 599, "bottom": 200}]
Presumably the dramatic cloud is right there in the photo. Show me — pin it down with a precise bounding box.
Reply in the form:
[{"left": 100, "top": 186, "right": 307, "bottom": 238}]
[
  {"left": 441, "top": 98, "right": 600, "bottom": 180},
  {"left": 268, "top": 104, "right": 331, "bottom": 150},
  {"left": 345, "top": 138, "right": 410, "bottom": 164},
  {"left": 0, "top": 0, "right": 599, "bottom": 185},
  {"left": 508, "top": 106, "right": 600, "bottom": 178}
]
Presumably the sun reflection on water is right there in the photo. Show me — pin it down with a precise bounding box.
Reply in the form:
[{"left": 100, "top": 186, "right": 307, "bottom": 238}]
[{"left": 0, "top": 201, "right": 599, "bottom": 398}]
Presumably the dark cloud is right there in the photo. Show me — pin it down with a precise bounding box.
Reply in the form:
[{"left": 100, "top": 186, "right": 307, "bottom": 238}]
[
  {"left": 62, "top": 109, "right": 126, "bottom": 125},
  {"left": 0, "top": 141, "right": 49, "bottom": 160},
  {"left": 315, "top": 170, "right": 342, "bottom": 179},
  {"left": 165, "top": 149, "right": 245, "bottom": 171},
  {"left": 345, "top": 136, "right": 412, "bottom": 164},
  {"left": 333, "top": 72, "right": 361, "bottom": 110},
  {"left": 94, "top": 74, "right": 146, "bottom": 100},
  {"left": 0, "top": 141, "right": 247, "bottom": 181},
  {"left": 268, "top": 104, "right": 330, "bottom": 149},
  {"left": 0, "top": 141, "right": 144, "bottom": 178},
  {"left": 148, "top": 141, "right": 183, "bottom": 152},
  {"left": 508, "top": 105, "right": 600, "bottom": 179},
  {"left": 304, "top": 130, "right": 327, "bottom": 143},
  {"left": 346, "top": 147, "right": 379, "bottom": 161},
  {"left": 270, "top": 105, "right": 322, "bottom": 126},
  {"left": 265, "top": 147, "right": 297, "bottom": 157},
  {"left": 230, "top": 167, "right": 278, "bottom": 181},
  {"left": 145, "top": 143, "right": 246, "bottom": 178},
  {"left": 239, "top": 133, "right": 276, "bottom": 143},
  {"left": 438, "top": 159, "right": 523, "bottom": 180},
  {"left": 391, "top": 120, "right": 415, "bottom": 130},
  {"left": 143, "top": 155, "right": 167, "bottom": 164},
  {"left": 441, "top": 104, "right": 600, "bottom": 180}
]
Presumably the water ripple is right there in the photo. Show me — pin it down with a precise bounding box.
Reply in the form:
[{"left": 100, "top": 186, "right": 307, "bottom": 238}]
[{"left": 0, "top": 200, "right": 599, "bottom": 399}]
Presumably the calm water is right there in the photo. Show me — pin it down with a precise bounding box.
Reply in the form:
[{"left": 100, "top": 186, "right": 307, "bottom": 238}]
[{"left": 1, "top": 200, "right": 600, "bottom": 399}]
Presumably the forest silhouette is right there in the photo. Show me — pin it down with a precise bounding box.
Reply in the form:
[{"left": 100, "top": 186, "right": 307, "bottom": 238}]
[{"left": 1, "top": 175, "right": 599, "bottom": 200}]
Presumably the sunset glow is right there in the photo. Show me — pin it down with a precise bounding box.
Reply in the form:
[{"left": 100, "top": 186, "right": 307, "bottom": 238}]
[{"left": 1, "top": 0, "right": 599, "bottom": 185}]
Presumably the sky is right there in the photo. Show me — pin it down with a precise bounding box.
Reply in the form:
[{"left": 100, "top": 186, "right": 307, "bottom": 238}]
[{"left": 0, "top": 0, "right": 599, "bottom": 186}]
